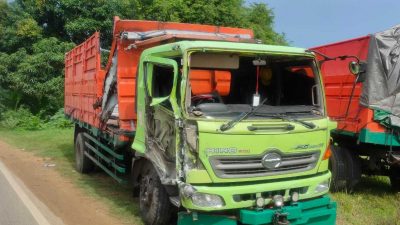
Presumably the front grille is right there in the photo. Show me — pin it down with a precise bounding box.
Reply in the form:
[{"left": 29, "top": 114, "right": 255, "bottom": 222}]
[{"left": 210, "top": 150, "right": 320, "bottom": 178}]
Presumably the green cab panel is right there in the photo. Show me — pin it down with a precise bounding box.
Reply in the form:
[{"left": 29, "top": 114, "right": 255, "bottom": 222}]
[{"left": 196, "top": 118, "right": 330, "bottom": 183}]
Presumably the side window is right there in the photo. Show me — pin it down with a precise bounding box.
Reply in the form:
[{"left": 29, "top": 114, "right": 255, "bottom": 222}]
[
  {"left": 152, "top": 64, "right": 174, "bottom": 97},
  {"left": 151, "top": 64, "right": 174, "bottom": 109}
]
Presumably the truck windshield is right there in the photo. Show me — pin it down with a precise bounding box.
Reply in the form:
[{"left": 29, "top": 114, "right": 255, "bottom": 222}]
[{"left": 187, "top": 52, "right": 323, "bottom": 119}]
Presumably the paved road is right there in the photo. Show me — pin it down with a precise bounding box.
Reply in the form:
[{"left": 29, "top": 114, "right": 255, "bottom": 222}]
[{"left": 0, "top": 161, "right": 51, "bottom": 225}]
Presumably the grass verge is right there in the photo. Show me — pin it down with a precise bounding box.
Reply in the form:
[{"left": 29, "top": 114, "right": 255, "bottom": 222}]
[
  {"left": 0, "top": 128, "right": 143, "bottom": 225},
  {"left": 1, "top": 128, "right": 400, "bottom": 225}
]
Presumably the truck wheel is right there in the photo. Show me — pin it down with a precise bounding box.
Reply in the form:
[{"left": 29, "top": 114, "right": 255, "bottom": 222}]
[
  {"left": 74, "top": 132, "right": 94, "bottom": 173},
  {"left": 329, "top": 145, "right": 348, "bottom": 192},
  {"left": 139, "top": 163, "right": 174, "bottom": 225},
  {"left": 342, "top": 147, "right": 361, "bottom": 191},
  {"left": 389, "top": 166, "right": 400, "bottom": 192}
]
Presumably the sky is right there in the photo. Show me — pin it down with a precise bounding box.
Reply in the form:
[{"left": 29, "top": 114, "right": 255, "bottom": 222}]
[{"left": 250, "top": 0, "right": 400, "bottom": 48}]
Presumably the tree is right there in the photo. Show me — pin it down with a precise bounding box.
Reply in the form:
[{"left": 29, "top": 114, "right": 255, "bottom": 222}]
[
  {"left": 0, "top": 1, "right": 42, "bottom": 53},
  {"left": 0, "top": 37, "right": 74, "bottom": 116},
  {"left": 244, "top": 3, "right": 286, "bottom": 45},
  {"left": 16, "top": 0, "right": 286, "bottom": 46},
  {"left": 16, "top": 0, "right": 138, "bottom": 45}
]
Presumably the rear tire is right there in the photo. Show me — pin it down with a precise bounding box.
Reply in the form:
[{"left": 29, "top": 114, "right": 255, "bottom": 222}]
[
  {"left": 329, "top": 145, "right": 348, "bottom": 192},
  {"left": 139, "top": 163, "right": 174, "bottom": 225},
  {"left": 389, "top": 166, "right": 400, "bottom": 192},
  {"left": 74, "top": 132, "right": 94, "bottom": 173}
]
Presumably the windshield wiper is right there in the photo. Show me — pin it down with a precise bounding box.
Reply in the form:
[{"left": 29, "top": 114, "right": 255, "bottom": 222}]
[
  {"left": 254, "top": 113, "right": 316, "bottom": 129},
  {"left": 220, "top": 98, "right": 268, "bottom": 132}
]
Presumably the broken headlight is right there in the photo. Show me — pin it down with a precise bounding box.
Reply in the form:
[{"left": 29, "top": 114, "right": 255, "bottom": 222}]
[
  {"left": 314, "top": 179, "right": 330, "bottom": 194},
  {"left": 191, "top": 193, "right": 225, "bottom": 208}
]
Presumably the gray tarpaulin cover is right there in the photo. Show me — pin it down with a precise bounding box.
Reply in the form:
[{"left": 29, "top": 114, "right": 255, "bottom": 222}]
[{"left": 361, "top": 25, "right": 400, "bottom": 127}]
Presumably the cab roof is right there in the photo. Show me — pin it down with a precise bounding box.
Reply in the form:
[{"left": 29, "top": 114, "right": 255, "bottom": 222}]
[{"left": 144, "top": 40, "right": 312, "bottom": 56}]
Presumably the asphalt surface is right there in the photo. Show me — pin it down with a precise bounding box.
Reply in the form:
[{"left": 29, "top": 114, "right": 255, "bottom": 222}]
[{"left": 0, "top": 161, "right": 46, "bottom": 225}]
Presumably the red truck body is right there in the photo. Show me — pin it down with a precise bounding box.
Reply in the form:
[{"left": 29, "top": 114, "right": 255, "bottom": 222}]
[
  {"left": 64, "top": 17, "right": 253, "bottom": 137},
  {"left": 311, "top": 27, "right": 400, "bottom": 192},
  {"left": 311, "top": 36, "right": 386, "bottom": 135}
]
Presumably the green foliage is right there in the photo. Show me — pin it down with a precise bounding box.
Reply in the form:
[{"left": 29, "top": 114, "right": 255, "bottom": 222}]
[
  {"left": 45, "top": 108, "right": 73, "bottom": 129},
  {"left": 0, "top": 37, "right": 74, "bottom": 115},
  {"left": 17, "top": 0, "right": 138, "bottom": 45},
  {"left": 0, "top": 108, "right": 42, "bottom": 130},
  {"left": 0, "top": 107, "right": 72, "bottom": 130},
  {"left": 16, "top": 0, "right": 285, "bottom": 46},
  {"left": 244, "top": 3, "right": 287, "bottom": 45},
  {"left": 0, "top": 1, "right": 42, "bottom": 52}
]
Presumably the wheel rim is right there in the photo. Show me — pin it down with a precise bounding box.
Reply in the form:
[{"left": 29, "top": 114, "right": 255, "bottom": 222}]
[{"left": 140, "top": 175, "right": 154, "bottom": 208}]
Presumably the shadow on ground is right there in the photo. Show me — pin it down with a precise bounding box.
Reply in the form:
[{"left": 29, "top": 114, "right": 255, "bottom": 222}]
[{"left": 55, "top": 141, "right": 143, "bottom": 225}]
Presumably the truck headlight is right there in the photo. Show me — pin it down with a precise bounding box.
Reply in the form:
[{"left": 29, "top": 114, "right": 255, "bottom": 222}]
[
  {"left": 191, "top": 193, "right": 225, "bottom": 208},
  {"left": 314, "top": 179, "right": 330, "bottom": 194}
]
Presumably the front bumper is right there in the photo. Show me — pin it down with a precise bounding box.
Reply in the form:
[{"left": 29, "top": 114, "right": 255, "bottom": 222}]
[
  {"left": 178, "top": 195, "right": 336, "bottom": 225},
  {"left": 182, "top": 172, "right": 331, "bottom": 211}
]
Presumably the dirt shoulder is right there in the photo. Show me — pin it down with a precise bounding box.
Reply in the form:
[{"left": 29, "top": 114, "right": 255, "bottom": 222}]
[{"left": 0, "top": 140, "right": 128, "bottom": 225}]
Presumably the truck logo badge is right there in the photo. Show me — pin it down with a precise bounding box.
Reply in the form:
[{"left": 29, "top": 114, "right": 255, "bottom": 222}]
[
  {"left": 206, "top": 147, "right": 237, "bottom": 155},
  {"left": 293, "top": 143, "right": 323, "bottom": 150},
  {"left": 262, "top": 153, "right": 282, "bottom": 169}
]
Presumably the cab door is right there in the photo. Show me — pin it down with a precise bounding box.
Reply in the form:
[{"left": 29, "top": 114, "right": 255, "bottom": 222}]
[{"left": 133, "top": 56, "right": 180, "bottom": 171}]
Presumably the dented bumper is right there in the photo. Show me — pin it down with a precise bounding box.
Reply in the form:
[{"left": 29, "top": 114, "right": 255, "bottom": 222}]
[
  {"left": 181, "top": 172, "right": 331, "bottom": 211},
  {"left": 178, "top": 195, "right": 336, "bottom": 225}
]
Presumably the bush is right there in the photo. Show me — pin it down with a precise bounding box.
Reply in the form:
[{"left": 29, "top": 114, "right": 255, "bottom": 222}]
[
  {"left": 0, "top": 108, "right": 43, "bottom": 130},
  {"left": 45, "top": 108, "right": 72, "bottom": 129},
  {"left": 0, "top": 107, "right": 72, "bottom": 130}
]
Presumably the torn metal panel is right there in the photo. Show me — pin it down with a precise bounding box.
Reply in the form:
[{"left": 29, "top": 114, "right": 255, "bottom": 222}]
[
  {"left": 121, "top": 30, "right": 252, "bottom": 41},
  {"left": 144, "top": 107, "right": 177, "bottom": 184},
  {"left": 101, "top": 54, "right": 118, "bottom": 122},
  {"left": 145, "top": 139, "right": 176, "bottom": 185}
]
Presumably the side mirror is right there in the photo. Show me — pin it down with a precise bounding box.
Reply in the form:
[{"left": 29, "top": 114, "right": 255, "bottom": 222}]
[{"left": 349, "top": 61, "right": 360, "bottom": 75}]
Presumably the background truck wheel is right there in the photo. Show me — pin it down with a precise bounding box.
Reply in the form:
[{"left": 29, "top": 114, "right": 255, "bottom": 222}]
[
  {"left": 74, "top": 132, "right": 94, "bottom": 173},
  {"left": 329, "top": 145, "right": 348, "bottom": 192},
  {"left": 389, "top": 166, "right": 400, "bottom": 192},
  {"left": 342, "top": 147, "right": 361, "bottom": 191},
  {"left": 139, "top": 162, "right": 174, "bottom": 225}
]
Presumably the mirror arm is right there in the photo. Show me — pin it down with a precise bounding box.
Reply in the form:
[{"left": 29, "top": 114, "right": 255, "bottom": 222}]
[
  {"left": 306, "top": 49, "right": 360, "bottom": 65},
  {"left": 337, "top": 55, "right": 360, "bottom": 63},
  {"left": 306, "top": 49, "right": 335, "bottom": 62}
]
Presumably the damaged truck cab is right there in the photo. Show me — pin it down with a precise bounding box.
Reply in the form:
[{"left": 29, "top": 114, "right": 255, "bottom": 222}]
[
  {"left": 65, "top": 18, "right": 336, "bottom": 225},
  {"left": 132, "top": 42, "right": 337, "bottom": 224}
]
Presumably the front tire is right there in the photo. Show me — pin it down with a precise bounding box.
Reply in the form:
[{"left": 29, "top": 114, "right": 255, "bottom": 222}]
[
  {"left": 329, "top": 145, "right": 348, "bottom": 192},
  {"left": 74, "top": 132, "right": 94, "bottom": 173},
  {"left": 139, "top": 163, "right": 174, "bottom": 225}
]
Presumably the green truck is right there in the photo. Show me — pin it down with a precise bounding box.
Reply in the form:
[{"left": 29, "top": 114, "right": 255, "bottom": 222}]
[{"left": 65, "top": 17, "right": 337, "bottom": 225}]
